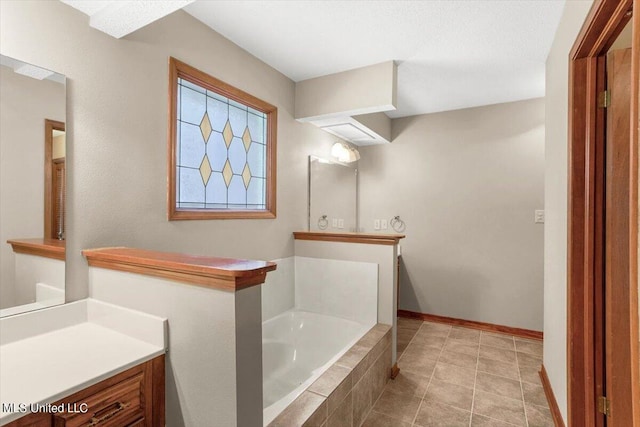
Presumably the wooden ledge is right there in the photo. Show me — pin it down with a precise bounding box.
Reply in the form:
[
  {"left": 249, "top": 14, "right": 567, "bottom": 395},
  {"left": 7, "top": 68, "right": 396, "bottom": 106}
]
[
  {"left": 293, "top": 231, "right": 405, "bottom": 246},
  {"left": 8, "top": 238, "right": 65, "bottom": 261},
  {"left": 82, "top": 247, "right": 277, "bottom": 292}
]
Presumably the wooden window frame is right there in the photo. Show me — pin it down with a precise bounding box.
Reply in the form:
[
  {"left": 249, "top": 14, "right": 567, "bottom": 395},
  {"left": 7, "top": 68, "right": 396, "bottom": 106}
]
[
  {"left": 567, "top": 0, "right": 639, "bottom": 426},
  {"left": 167, "top": 57, "right": 277, "bottom": 220}
]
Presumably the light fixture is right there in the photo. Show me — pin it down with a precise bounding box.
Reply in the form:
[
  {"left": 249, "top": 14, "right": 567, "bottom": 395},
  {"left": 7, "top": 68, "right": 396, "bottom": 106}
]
[{"left": 331, "top": 141, "right": 360, "bottom": 163}]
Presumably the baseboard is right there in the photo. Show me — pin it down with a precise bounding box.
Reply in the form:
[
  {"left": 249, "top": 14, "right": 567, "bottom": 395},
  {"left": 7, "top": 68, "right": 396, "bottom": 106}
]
[
  {"left": 539, "top": 365, "right": 565, "bottom": 427},
  {"left": 390, "top": 363, "right": 399, "bottom": 379},
  {"left": 397, "top": 309, "right": 543, "bottom": 340}
]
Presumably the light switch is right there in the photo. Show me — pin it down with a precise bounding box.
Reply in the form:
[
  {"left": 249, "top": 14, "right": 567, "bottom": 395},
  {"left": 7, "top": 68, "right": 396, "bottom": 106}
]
[
  {"left": 535, "top": 210, "right": 545, "bottom": 224},
  {"left": 374, "top": 219, "right": 380, "bottom": 230},
  {"left": 332, "top": 218, "right": 338, "bottom": 227},
  {"left": 338, "top": 219, "right": 344, "bottom": 229},
  {"left": 381, "top": 219, "right": 388, "bottom": 230}
]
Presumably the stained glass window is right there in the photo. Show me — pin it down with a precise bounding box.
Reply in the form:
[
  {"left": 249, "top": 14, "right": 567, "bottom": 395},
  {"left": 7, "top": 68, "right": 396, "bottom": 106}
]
[{"left": 168, "top": 58, "right": 277, "bottom": 219}]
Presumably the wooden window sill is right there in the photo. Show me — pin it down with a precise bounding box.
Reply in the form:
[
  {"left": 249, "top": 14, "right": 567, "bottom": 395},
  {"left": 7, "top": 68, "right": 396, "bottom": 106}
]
[
  {"left": 7, "top": 238, "right": 65, "bottom": 261},
  {"left": 293, "top": 231, "right": 405, "bottom": 246},
  {"left": 82, "top": 247, "right": 277, "bottom": 292}
]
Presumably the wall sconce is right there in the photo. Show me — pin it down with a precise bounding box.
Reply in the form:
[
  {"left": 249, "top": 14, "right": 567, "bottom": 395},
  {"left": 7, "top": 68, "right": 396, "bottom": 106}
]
[{"left": 331, "top": 141, "right": 360, "bottom": 163}]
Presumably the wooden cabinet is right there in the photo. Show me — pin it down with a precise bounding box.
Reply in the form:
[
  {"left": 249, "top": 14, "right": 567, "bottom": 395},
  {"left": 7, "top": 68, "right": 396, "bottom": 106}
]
[{"left": 6, "top": 356, "right": 164, "bottom": 427}]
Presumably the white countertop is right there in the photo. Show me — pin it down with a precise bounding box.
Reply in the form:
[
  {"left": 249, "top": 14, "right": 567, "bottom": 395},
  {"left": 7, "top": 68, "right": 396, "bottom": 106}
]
[{"left": 0, "top": 299, "right": 166, "bottom": 425}]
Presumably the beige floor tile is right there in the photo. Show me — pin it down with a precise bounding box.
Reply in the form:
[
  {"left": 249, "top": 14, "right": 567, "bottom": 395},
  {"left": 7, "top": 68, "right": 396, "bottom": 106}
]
[
  {"left": 424, "top": 377, "right": 474, "bottom": 411},
  {"left": 383, "top": 370, "right": 430, "bottom": 397},
  {"left": 518, "top": 364, "right": 541, "bottom": 384},
  {"left": 432, "top": 361, "right": 476, "bottom": 388},
  {"left": 516, "top": 352, "right": 542, "bottom": 368},
  {"left": 398, "top": 317, "right": 422, "bottom": 330},
  {"left": 515, "top": 339, "right": 543, "bottom": 357},
  {"left": 397, "top": 342, "right": 408, "bottom": 357},
  {"left": 403, "top": 342, "right": 442, "bottom": 361},
  {"left": 522, "top": 382, "right": 548, "bottom": 408},
  {"left": 444, "top": 340, "right": 479, "bottom": 356},
  {"left": 439, "top": 349, "right": 478, "bottom": 369},
  {"left": 525, "top": 404, "right": 555, "bottom": 427},
  {"left": 370, "top": 390, "right": 421, "bottom": 424},
  {"left": 412, "top": 333, "right": 448, "bottom": 348},
  {"left": 422, "top": 321, "right": 451, "bottom": 331},
  {"left": 361, "top": 411, "right": 412, "bottom": 427},
  {"left": 414, "top": 399, "right": 471, "bottom": 427},
  {"left": 479, "top": 345, "right": 517, "bottom": 363},
  {"left": 475, "top": 371, "right": 522, "bottom": 400},
  {"left": 473, "top": 390, "right": 526, "bottom": 426},
  {"left": 477, "top": 357, "right": 520, "bottom": 380},
  {"left": 449, "top": 327, "right": 481, "bottom": 343},
  {"left": 480, "top": 334, "right": 515, "bottom": 350},
  {"left": 397, "top": 352, "right": 437, "bottom": 377},
  {"left": 471, "top": 414, "right": 519, "bottom": 426}
]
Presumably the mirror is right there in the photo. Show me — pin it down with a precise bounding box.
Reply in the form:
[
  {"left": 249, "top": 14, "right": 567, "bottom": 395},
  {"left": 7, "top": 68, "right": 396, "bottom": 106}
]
[
  {"left": 0, "top": 54, "right": 66, "bottom": 317},
  {"left": 308, "top": 156, "right": 358, "bottom": 232}
]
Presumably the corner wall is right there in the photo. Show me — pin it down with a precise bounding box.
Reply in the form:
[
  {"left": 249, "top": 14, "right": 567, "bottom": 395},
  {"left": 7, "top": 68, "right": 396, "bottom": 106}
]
[
  {"left": 543, "top": 1, "right": 593, "bottom": 422},
  {"left": 359, "top": 98, "right": 545, "bottom": 331}
]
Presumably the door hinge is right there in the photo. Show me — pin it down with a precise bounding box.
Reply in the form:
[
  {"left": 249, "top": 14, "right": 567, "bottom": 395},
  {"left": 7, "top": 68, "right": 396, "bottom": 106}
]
[
  {"left": 598, "top": 396, "right": 611, "bottom": 416},
  {"left": 598, "top": 90, "right": 610, "bottom": 108}
]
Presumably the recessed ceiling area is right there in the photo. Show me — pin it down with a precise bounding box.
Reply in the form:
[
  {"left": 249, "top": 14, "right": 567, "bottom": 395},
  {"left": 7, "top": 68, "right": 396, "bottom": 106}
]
[{"left": 183, "top": 1, "right": 566, "bottom": 118}]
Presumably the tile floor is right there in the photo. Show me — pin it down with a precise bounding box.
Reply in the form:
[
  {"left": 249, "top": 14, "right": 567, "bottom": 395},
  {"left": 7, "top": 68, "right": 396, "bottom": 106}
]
[{"left": 361, "top": 317, "right": 554, "bottom": 427}]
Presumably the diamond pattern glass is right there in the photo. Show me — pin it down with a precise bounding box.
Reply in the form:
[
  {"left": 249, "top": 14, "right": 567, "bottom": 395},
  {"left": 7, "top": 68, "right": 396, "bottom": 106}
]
[
  {"left": 222, "top": 159, "right": 233, "bottom": 188},
  {"left": 176, "top": 77, "right": 267, "bottom": 210},
  {"left": 200, "top": 112, "right": 212, "bottom": 143},
  {"left": 199, "top": 154, "right": 212, "bottom": 185},
  {"left": 242, "top": 163, "right": 252, "bottom": 189}
]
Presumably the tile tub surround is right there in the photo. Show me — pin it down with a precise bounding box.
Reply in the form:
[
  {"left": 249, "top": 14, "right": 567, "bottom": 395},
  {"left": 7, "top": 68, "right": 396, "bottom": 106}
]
[
  {"left": 360, "top": 318, "right": 552, "bottom": 426},
  {"left": 268, "top": 324, "right": 392, "bottom": 427}
]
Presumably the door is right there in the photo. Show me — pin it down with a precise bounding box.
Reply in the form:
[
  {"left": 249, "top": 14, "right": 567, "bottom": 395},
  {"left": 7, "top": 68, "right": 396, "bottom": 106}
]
[{"left": 604, "top": 47, "right": 634, "bottom": 426}]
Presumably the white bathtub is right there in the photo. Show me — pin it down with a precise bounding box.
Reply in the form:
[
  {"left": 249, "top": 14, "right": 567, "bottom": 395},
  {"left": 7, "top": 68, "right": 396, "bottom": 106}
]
[{"left": 262, "top": 309, "right": 371, "bottom": 426}]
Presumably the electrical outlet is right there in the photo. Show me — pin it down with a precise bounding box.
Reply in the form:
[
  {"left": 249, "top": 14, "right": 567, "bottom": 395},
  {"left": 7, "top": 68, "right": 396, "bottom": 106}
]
[
  {"left": 374, "top": 219, "right": 380, "bottom": 230},
  {"left": 332, "top": 218, "right": 338, "bottom": 227},
  {"left": 381, "top": 219, "right": 388, "bottom": 230},
  {"left": 535, "top": 210, "right": 545, "bottom": 224},
  {"left": 338, "top": 219, "right": 344, "bottom": 229}
]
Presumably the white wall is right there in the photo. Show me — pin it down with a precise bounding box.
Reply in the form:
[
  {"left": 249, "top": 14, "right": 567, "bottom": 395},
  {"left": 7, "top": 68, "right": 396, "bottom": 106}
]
[
  {"left": 543, "top": 0, "right": 593, "bottom": 423},
  {"left": 359, "top": 98, "right": 545, "bottom": 331},
  {"left": 295, "top": 256, "right": 378, "bottom": 326},
  {"left": 0, "top": 65, "right": 65, "bottom": 308},
  {"left": 261, "top": 257, "right": 295, "bottom": 322},
  {"left": 262, "top": 256, "right": 378, "bottom": 327},
  {"left": 89, "top": 267, "right": 262, "bottom": 427},
  {"left": 294, "top": 240, "right": 398, "bottom": 362}
]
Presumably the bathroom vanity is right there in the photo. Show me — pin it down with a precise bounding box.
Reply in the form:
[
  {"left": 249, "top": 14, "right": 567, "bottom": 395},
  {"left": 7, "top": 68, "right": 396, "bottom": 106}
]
[
  {"left": 4, "top": 357, "right": 164, "bottom": 427},
  {"left": 0, "top": 300, "right": 167, "bottom": 426}
]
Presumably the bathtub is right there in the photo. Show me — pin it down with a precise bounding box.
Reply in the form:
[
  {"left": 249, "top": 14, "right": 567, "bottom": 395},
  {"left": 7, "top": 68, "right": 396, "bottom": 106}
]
[{"left": 262, "top": 309, "right": 371, "bottom": 425}]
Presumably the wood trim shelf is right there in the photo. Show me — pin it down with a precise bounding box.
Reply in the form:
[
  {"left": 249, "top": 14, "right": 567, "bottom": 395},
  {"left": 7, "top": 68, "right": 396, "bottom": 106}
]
[
  {"left": 397, "top": 310, "right": 543, "bottom": 340},
  {"left": 7, "top": 238, "right": 65, "bottom": 261},
  {"left": 82, "top": 247, "right": 277, "bottom": 292},
  {"left": 293, "top": 231, "right": 405, "bottom": 246},
  {"left": 539, "top": 364, "right": 565, "bottom": 427}
]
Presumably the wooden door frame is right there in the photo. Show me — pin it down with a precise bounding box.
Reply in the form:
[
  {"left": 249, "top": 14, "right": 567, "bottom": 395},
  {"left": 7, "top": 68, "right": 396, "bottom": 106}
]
[
  {"left": 567, "top": 0, "right": 639, "bottom": 426},
  {"left": 44, "top": 119, "right": 65, "bottom": 239}
]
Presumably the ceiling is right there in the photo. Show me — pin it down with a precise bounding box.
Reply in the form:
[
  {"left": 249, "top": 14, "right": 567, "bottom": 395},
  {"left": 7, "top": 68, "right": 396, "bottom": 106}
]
[
  {"left": 183, "top": 1, "right": 567, "bottom": 118},
  {"left": 60, "top": 1, "right": 567, "bottom": 118}
]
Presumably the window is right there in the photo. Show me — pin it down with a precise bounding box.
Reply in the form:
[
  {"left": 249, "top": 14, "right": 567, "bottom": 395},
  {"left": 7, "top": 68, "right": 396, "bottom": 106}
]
[{"left": 168, "top": 57, "right": 277, "bottom": 220}]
